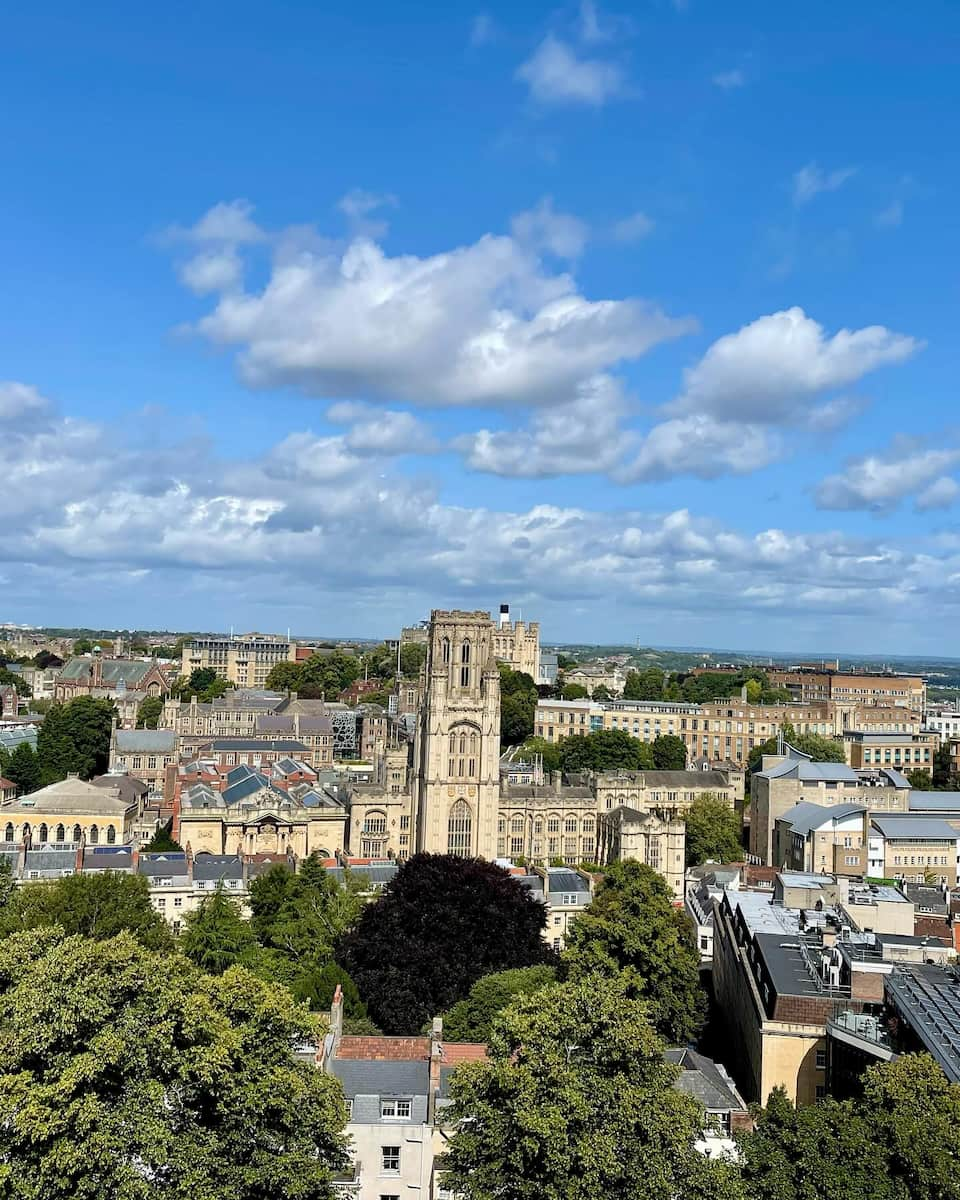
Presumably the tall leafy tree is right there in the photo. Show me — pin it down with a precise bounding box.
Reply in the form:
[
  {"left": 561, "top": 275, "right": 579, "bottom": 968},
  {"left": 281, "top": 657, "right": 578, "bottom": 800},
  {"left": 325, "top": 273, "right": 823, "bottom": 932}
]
[
  {"left": 563, "top": 860, "right": 704, "bottom": 1043},
  {"left": 181, "top": 885, "right": 259, "bottom": 974},
  {"left": 499, "top": 665, "right": 539, "bottom": 746},
  {"left": 747, "top": 723, "right": 846, "bottom": 772},
  {"left": 685, "top": 793, "right": 743, "bottom": 866},
  {"left": 623, "top": 668, "right": 667, "bottom": 701},
  {"left": 652, "top": 733, "right": 687, "bottom": 769},
  {"left": 443, "top": 974, "right": 743, "bottom": 1200},
  {"left": 0, "top": 872, "right": 173, "bottom": 951},
  {"left": 560, "top": 729, "right": 654, "bottom": 772},
  {"left": 136, "top": 695, "right": 164, "bottom": 728},
  {"left": 440, "top": 964, "right": 557, "bottom": 1042},
  {"left": 265, "top": 661, "right": 303, "bottom": 692},
  {"left": 3, "top": 741, "right": 40, "bottom": 795},
  {"left": 0, "top": 928, "right": 349, "bottom": 1200},
  {"left": 338, "top": 854, "right": 556, "bottom": 1034},
  {"left": 36, "top": 697, "right": 115, "bottom": 785}
]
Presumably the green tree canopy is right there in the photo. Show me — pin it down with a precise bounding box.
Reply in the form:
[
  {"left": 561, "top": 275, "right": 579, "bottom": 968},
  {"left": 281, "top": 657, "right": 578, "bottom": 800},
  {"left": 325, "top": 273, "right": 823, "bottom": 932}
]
[
  {"left": 0, "top": 872, "right": 173, "bottom": 951},
  {"left": 136, "top": 694, "right": 164, "bottom": 728},
  {"left": 563, "top": 860, "right": 704, "bottom": 1043},
  {"left": 747, "top": 722, "right": 847, "bottom": 773},
  {"left": 338, "top": 853, "right": 556, "bottom": 1034},
  {"left": 265, "top": 660, "right": 303, "bottom": 692},
  {"left": 685, "top": 793, "right": 743, "bottom": 867},
  {"left": 906, "top": 767, "right": 933, "bottom": 790},
  {"left": 623, "top": 667, "right": 667, "bottom": 701},
  {"left": 36, "top": 697, "right": 115, "bottom": 784},
  {"left": 499, "top": 665, "right": 539, "bottom": 746},
  {"left": 0, "top": 928, "right": 349, "bottom": 1200},
  {"left": 180, "top": 884, "right": 259, "bottom": 974},
  {"left": 440, "top": 964, "right": 557, "bottom": 1042},
  {"left": 514, "top": 736, "right": 562, "bottom": 774},
  {"left": 142, "top": 825, "right": 183, "bottom": 853},
  {"left": 561, "top": 682, "right": 589, "bottom": 700},
  {"left": 2, "top": 741, "right": 40, "bottom": 795},
  {"left": 560, "top": 729, "right": 654, "bottom": 773},
  {"left": 0, "top": 666, "right": 30, "bottom": 698},
  {"left": 399, "top": 640, "right": 426, "bottom": 677},
  {"left": 443, "top": 973, "right": 742, "bottom": 1200},
  {"left": 652, "top": 733, "right": 687, "bottom": 769},
  {"left": 71, "top": 637, "right": 94, "bottom": 654},
  {"left": 738, "top": 1056, "right": 960, "bottom": 1200}
]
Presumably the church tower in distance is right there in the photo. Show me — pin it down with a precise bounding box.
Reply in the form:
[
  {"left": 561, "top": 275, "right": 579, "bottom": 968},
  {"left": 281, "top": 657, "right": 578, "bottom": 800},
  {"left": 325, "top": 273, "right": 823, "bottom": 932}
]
[{"left": 411, "top": 610, "right": 501, "bottom": 860}]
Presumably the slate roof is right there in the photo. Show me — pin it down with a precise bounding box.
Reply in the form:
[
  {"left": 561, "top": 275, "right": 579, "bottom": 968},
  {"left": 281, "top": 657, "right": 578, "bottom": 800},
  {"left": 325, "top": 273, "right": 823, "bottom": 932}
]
[
  {"left": 23, "top": 848, "right": 77, "bottom": 872},
  {"left": 777, "top": 801, "right": 867, "bottom": 837},
  {"left": 0, "top": 727, "right": 37, "bottom": 753},
  {"left": 545, "top": 868, "right": 590, "bottom": 895},
  {"left": 332, "top": 1058, "right": 429, "bottom": 1098},
  {"left": 909, "top": 792, "right": 960, "bottom": 812},
  {"left": 58, "top": 657, "right": 156, "bottom": 685},
  {"left": 91, "top": 775, "right": 149, "bottom": 803},
  {"left": 209, "top": 739, "right": 308, "bottom": 752},
  {"left": 114, "top": 729, "right": 177, "bottom": 753},
  {"left": 871, "top": 815, "right": 960, "bottom": 840},
  {"left": 138, "top": 852, "right": 189, "bottom": 878},
  {"left": 759, "top": 760, "right": 860, "bottom": 782},
  {"left": 326, "top": 863, "right": 398, "bottom": 887},
  {"left": 83, "top": 846, "right": 133, "bottom": 871},
  {"left": 665, "top": 1048, "right": 748, "bottom": 1113},
  {"left": 193, "top": 854, "right": 243, "bottom": 881}
]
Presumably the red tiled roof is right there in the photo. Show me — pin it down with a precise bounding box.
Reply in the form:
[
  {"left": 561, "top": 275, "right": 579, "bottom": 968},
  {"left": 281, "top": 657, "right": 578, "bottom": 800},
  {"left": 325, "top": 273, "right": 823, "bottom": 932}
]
[
  {"left": 440, "top": 1043, "right": 487, "bottom": 1063},
  {"left": 337, "top": 1037, "right": 429, "bottom": 1060},
  {"left": 0, "top": 778, "right": 14, "bottom": 790},
  {"left": 335, "top": 1036, "right": 488, "bottom": 1063}
]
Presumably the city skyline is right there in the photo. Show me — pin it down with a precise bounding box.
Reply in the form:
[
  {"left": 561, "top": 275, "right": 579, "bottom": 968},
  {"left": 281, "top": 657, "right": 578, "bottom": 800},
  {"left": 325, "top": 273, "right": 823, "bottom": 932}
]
[{"left": 2, "top": 2, "right": 959, "bottom": 651}]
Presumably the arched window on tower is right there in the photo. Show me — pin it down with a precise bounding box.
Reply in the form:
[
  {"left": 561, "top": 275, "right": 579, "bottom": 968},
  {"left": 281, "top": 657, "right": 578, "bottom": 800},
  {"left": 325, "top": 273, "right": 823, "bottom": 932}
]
[
  {"left": 442, "top": 637, "right": 450, "bottom": 665},
  {"left": 460, "top": 639, "right": 471, "bottom": 687},
  {"left": 73, "top": 824, "right": 82, "bottom": 843},
  {"left": 107, "top": 825, "right": 116, "bottom": 844},
  {"left": 89, "top": 825, "right": 99, "bottom": 845},
  {"left": 55, "top": 824, "right": 65, "bottom": 843},
  {"left": 3, "top": 823, "right": 13, "bottom": 843},
  {"left": 447, "top": 799, "right": 472, "bottom": 857},
  {"left": 38, "top": 824, "right": 48, "bottom": 844}
]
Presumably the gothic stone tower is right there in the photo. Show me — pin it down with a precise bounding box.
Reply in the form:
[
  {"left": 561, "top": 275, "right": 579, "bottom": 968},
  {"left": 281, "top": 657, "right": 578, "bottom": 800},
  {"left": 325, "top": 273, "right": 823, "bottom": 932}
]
[{"left": 411, "top": 610, "right": 501, "bottom": 860}]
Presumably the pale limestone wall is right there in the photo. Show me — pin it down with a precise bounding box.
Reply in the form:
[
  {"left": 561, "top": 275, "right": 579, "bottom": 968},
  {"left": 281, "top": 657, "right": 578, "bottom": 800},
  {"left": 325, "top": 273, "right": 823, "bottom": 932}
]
[{"left": 412, "top": 611, "right": 501, "bottom": 860}]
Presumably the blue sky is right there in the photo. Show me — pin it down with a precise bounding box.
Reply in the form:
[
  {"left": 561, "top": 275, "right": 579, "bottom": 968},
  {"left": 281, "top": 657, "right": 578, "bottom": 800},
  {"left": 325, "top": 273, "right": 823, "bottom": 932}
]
[{"left": 1, "top": 0, "right": 959, "bottom": 651}]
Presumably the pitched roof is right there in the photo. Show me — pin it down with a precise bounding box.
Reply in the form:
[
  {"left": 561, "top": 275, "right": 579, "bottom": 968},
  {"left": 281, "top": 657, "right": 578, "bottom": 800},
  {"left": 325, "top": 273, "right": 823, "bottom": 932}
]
[
  {"left": 777, "top": 801, "right": 867, "bottom": 837},
  {"left": 871, "top": 815, "right": 960, "bottom": 840},
  {"left": 2, "top": 776, "right": 134, "bottom": 815},
  {"left": 209, "top": 739, "right": 308, "bottom": 752},
  {"left": 114, "top": 729, "right": 177, "bottom": 753},
  {"left": 58, "top": 656, "right": 158, "bottom": 686},
  {"left": 758, "top": 759, "right": 860, "bottom": 782}
]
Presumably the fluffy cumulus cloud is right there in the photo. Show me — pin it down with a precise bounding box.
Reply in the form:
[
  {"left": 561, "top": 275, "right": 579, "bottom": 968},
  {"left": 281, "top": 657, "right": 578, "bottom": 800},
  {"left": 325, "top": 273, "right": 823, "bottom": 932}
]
[
  {"left": 180, "top": 202, "right": 694, "bottom": 409},
  {"left": 815, "top": 442, "right": 960, "bottom": 513},
  {"left": 616, "top": 416, "right": 781, "bottom": 483},
  {"left": 515, "top": 35, "right": 625, "bottom": 107},
  {"left": 5, "top": 379, "right": 960, "bottom": 640},
  {"left": 511, "top": 197, "right": 590, "bottom": 259},
  {"left": 669, "top": 307, "right": 921, "bottom": 426}
]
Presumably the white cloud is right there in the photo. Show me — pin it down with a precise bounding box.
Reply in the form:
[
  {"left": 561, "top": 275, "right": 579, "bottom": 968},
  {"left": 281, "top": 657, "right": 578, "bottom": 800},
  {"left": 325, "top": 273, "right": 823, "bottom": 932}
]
[
  {"left": 511, "top": 196, "right": 589, "bottom": 258},
  {"left": 8, "top": 379, "right": 960, "bottom": 639},
  {"left": 617, "top": 416, "right": 781, "bottom": 482},
  {"left": 516, "top": 35, "right": 625, "bottom": 107},
  {"left": 669, "top": 306, "right": 921, "bottom": 425},
  {"left": 470, "top": 12, "right": 495, "bottom": 46},
  {"left": 815, "top": 443, "right": 960, "bottom": 512},
  {"left": 182, "top": 205, "right": 695, "bottom": 408},
  {"left": 916, "top": 476, "right": 960, "bottom": 511},
  {"left": 612, "top": 211, "right": 655, "bottom": 242},
  {"left": 327, "top": 402, "right": 437, "bottom": 455},
  {"left": 0, "top": 381, "right": 52, "bottom": 425},
  {"left": 875, "top": 199, "right": 904, "bottom": 229},
  {"left": 170, "top": 199, "right": 266, "bottom": 244},
  {"left": 792, "top": 162, "right": 858, "bottom": 206},
  {"left": 456, "top": 375, "right": 628, "bottom": 477},
  {"left": 712, "top": 69, "right": 744, "bottom": 89},
  {"left": 337, "top": 189, "right": 398, "bottom": 239},
  {"left": 178, "top": 247, "right": 244, "bottom": 295}
]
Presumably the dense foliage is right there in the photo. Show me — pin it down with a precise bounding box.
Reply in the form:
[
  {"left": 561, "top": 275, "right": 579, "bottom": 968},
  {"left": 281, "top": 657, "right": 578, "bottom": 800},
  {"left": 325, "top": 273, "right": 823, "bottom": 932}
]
[
  {"left": 499, "top": 665, "right": 539, "bottom": 745},
  {"left": 338, "top": 854, "right": 556, "bottom": 1034},
  {"left": 560, "top": 729, "right": 654, "bottom": 771},
  {"left": 563, "top": 860, "right": 704, "bottom": 1043},
  {"left": 444, "top": 974, "right": 742, "bottom": 1200},
  {"left": 0, "top": 928, "right": 349, "bottom": 1199},
  {"left": 265, "top": 650, "right": 360, "bottom": 699},
  {"left": 739, "top": 1056, "right": 960, "bottom": 1200},
  {"left": 747, "top": 722, "right": 846, "bottom": 771},
  {"left": 35, "top": 697, "right": 116, "bottom": 785},
  {"left": 0, "top": 872, "right": 173, "bottom": 951},
  {"left": 685, "top": 793, "right": 743, "bottom": 866},
  {"left": 136, "top": 694, "right": 164, "bottom": 728},
  {"left": 440, "top": 964, "right": 558, "bottom": 1042}
]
